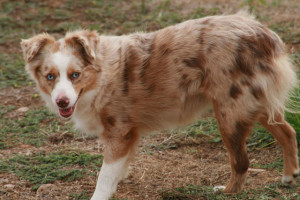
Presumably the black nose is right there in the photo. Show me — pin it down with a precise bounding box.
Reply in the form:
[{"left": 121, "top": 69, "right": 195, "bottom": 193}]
[{"left": 56, "top": 97, "right": 70, "bottom": 108}]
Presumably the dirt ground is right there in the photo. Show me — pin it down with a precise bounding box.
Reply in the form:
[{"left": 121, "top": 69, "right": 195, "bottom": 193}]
[{"left": 0, "top": 0, "right": 300, "bottom": 199}]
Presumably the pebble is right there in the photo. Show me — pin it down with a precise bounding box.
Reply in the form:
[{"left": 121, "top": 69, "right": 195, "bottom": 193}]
[
  {"left": 1, "top": 178, "right": 9, "bottom": 183},
  {"left": 36, "top": 184, "right": 57, "bottom": 196},
  {"left": 4, "top": 184, "right": 15, "bottom": 191},
  {"left": 17, "top": 107, "right": 29, "bottom": 113}
]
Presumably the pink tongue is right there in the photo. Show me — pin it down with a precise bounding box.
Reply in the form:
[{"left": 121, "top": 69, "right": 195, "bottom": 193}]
[{"left": 59, "top": 106, "right": 74, "bottom": 118}]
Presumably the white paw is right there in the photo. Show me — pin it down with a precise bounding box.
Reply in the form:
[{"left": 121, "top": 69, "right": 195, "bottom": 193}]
[
  {"left": 213, "top": 185, "right": 226, "bottom": 192},
  {"left": 281, "top": 175, "right": 295, "bottom": 185},
  {"left": 293, "top": 169, "right": 299, "bottom": 178}
]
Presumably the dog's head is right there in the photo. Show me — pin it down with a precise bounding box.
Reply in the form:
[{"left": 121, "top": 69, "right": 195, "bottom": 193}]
[{"left": 21, "top": 30, "right": 100, "bottom": 118}]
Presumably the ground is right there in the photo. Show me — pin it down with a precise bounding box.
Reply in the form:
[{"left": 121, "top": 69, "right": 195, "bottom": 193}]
[{"left": 0, "top": 0, "right": 299, "bottom": 199}]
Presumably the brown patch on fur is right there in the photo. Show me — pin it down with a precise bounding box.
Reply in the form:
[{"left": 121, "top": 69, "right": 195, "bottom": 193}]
[
  {"left": 36, "top": 67, "right": 59, "bottom": 95},
  {"left": 147, "top": 83, "right": 156, "bottom": 94},
  {"left": 183, "top": 56, "right": 206, "bottom": 70},
  {"left": 104, "top": 128, "right": 140, "bottom": 163},
  {"left": 100, "top": 108, "right": 113, "bottom": 134},
  {"left": 230, "top": 121, "right": 250, "bottom": 174},
  {"left": 65, "top": 30, "right": 98, "bottom": 66},
  {"left": 72, "top": 66, "right": 99, "bottom": 95},
  {"left": 240, "top": 28, "right": 280, "bottom": 60},
  {"left": 258, "top": 61, "right": 274, "bottom": 74},
  {"left": 241, "top": 78, "right": 251, "bottom": 86},
  {"left": 123, "top": 46, "right": 140, "bottom": 94},
  {"left": 159, "top": 43, "right": 171, "bottom": 56},
  {"left": 202, "top": 18, "right": 211, "bottom": 25},
  {"left": 65, "top": 37, "right": 92, "bottom": 65},
  {"left": 51, "top": 42, "right": 60, "bottom": 53},
  {"left": 251, "top": 86, "right": 264, "bottom": 100},
  {"left": 200, "top": 69, "right": 210, "bottom": 91},
  {"left": 106, "top": 116, "right": 116, "bottom": 126},
  {"left": 257, "top": 30, "right": 277, "bottom": 58},
  {"left": 179, "top": 75, "right": 192, "bottom": 88},
  {"left": 139, "top": 37, "right": 155, "bottom": 84},
  {"left": 230, "top": 84, "right": 242, "bottom": 99},
  {"left": 235, "top": 43, "right": 254, "bottom": 76},
  {"left": 197, "top": 29, "right": 206, "bottom": 45},
  {"left": 139, "top": 28, "right": 174, "bottom": 93}
]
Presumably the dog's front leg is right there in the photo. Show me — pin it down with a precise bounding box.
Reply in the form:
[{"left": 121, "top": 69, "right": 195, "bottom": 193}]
[
  {"left": 91, "top": 128, "right": 139, "bottom": 200},
  {"left": 91, "top": 155, "right": 129, "bottom": 200}
]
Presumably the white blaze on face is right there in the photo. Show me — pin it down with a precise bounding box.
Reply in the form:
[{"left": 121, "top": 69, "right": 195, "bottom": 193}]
[{"left": 51, "top": 52, "right": 77, "bottom": 108}]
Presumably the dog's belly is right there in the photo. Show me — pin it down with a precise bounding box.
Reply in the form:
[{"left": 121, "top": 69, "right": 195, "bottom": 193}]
[{"left": 138, "top": 93, "right": 213, "bottom": 133}]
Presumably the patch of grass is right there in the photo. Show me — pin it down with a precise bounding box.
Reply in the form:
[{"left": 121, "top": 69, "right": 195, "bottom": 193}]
[
  {"left": 247, "top": 124, "right": 276, "bottom": 150},
  {"left": 149, "top": 118, "right": 221, "bottom": 151},
  {"left": 286, "top": 112, "right": 300, "bottom": 145},
  {"left": 270, "top": 22, "right": 300, "bottom": 44},
  {"left": 0, "top": 105, "right": 16, "bottom": 118},
  {"left": 0, "top": 53, "right": 28, "bottom": 89},
  {"left": 184, "top": 117, "right": 222, "bottom": 143},
  {"left": 160, "top": 183, "right": 299, "bottom": 200},
  {"left": 69, "top": 190, "right": 90, "bottom": 200},
  {"left": 291, "top": 50, "right": 300, "bottom": 68},
  {"left": 0, "top": 107, "right": 75, "bottom": 149},
  {"left": 0, "top": 151, "right": 103, "bottom": 190}
]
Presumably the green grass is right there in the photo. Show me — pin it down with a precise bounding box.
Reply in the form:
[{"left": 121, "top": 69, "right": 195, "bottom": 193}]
[
  {"left": 0, "top": 53, "right": 28, "bottom": 89},
  {"left": 160, "top": 183, "right": 299, "bottom": 200},
  {"left": 0, "top": 151, "right": 103, "bottom": 190},
  {"left": 270, "top": 22, "right": 300, "bottom": 44},
  {"left": 0, "top": 106, "right": 76, "bottom": 149},
  {"left": 0, "top": 0, "right": 220, "bottom": 44},
  {"left": 69, "top": 190, "right": 90, "bottom": 200}
]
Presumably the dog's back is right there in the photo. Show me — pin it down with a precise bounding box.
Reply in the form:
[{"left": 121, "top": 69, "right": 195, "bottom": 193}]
[{"left": 97, "top": 13, "right": 296, "bottom": 132}]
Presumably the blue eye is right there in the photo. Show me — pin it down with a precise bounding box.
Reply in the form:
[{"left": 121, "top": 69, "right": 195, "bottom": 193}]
[
  {"left": 47, "top": 74, "right": 54, "bottom": 80},
  {"left": 72, "top": 72, "right": 80, "bottom": 79}
]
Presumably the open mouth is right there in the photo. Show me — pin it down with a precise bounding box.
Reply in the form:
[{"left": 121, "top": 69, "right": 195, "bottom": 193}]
[
  {"left": 59, "top": 106, "right": 75, "bottom": 118},
  {"left": 58, "top": 88, "right": 83, "bottom": 118}
]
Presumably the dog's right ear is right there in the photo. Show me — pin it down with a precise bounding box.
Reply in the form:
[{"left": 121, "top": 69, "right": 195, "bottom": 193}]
[
  {"left": 64, "top": 30, "right": 98, "bottom": 66},
  {"left": 20, "top": 34, "right": 55, "bottom": 63}
]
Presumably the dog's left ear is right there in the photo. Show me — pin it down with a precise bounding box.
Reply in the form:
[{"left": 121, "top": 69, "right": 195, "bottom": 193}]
[{"left": 65, "top": 30, "right": 99, "bottom": 65}]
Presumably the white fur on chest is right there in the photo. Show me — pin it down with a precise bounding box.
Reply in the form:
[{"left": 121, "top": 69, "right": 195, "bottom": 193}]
[{"left": 72, "top": 92, "right": 104, "bottom": 137}]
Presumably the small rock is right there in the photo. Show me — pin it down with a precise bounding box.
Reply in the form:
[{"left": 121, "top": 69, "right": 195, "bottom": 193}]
[
  {"left": 36, "top": 184, "right": 57, "bottom": 197},
  {"left": 213, "top": 185, "right": 226, "bottom": 192},
  {"left": 20, "top": 143, "right": 32, "bottom": 149},
  {"left": 1, "top": 178, "right": 9, "bottom": 183},
  {"left": 48, "top": 133, "right": 63, "bottom": 143},
  {"left": 17, "top": 107, "right": 29, "bottom": 113},
  {"left": 25, "top": 149, "right": 32, "bottom": 156},
  {"left": 48, "top": 132, "right": 74, "bottom": 144},
  {"left": 4, "top": 184, "right": 15, "bottom": 191},
  {"left": 248, "top": 168, "right": 266, "bottom": 172}
]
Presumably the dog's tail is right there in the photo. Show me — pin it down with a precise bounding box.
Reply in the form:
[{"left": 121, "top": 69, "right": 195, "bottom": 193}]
[{"left": 264, "top": 54, "right": 299, "bottom": 124}]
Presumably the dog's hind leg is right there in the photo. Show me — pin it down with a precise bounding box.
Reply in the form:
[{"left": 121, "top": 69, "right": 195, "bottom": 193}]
[
  {"left": 259, "top": 114, "right": 299, "bottom": 184},
  {"left": 91, "top": 128, "right": 140, "bottom": 200},
  {"left": 212, "top": 100, "right": 255, "bottom": 193}
]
